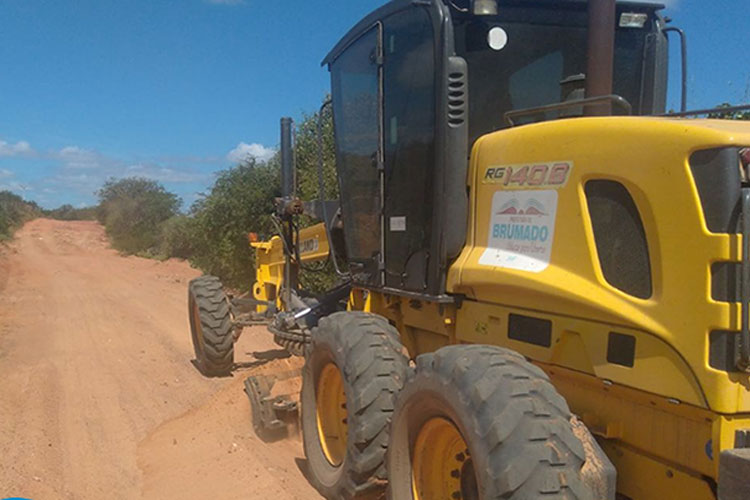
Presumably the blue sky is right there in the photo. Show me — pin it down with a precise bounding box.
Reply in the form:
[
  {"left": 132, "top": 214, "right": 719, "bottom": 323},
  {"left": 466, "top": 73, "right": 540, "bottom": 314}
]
[{"left": 0, "top": 0, "right": 747, "bottom": 209}]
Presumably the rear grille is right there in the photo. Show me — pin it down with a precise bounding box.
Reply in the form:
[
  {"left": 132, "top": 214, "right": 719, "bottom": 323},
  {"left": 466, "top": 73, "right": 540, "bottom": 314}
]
[
  {"left": 712, "top": 262, "right": 740, "bottom": 302},
  {"left": 709, "top": 330, "right": 739, "bottom": 372},
  {"left": 735, "top": 430, "right": 750, "bottom": 448},
  {"left": 690, "top": 148, "right": 742, "bottom": 234}
]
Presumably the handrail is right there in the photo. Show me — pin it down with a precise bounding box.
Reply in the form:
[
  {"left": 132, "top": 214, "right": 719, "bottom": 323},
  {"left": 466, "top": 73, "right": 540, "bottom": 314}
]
[
  {"left": 504, "top": 95, "right": 633, "bottom": 127},
  {"left": 663, "top": 27, "right": 688, "bottom": 113},
  {"left": 317, "top": 97, "right": 349, "bottom": 279}
]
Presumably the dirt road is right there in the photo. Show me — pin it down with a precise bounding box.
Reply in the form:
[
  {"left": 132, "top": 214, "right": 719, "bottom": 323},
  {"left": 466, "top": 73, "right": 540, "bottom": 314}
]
[{"left": 0, "top": 219, "right": 320, "bottom": 500}]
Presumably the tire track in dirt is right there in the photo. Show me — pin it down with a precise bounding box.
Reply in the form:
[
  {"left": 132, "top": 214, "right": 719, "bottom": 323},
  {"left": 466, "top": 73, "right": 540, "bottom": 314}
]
[{"left": 0, "top": 219, "right": 320, "bottom": 499}]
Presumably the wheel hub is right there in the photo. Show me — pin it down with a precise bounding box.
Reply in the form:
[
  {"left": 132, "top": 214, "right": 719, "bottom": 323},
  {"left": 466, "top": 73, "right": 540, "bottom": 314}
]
[
  {"left": 315, "top": 362, "right": 348, "bottom": 466},
  {"left": 412, "top": 417, "right": 478, "bottom": 500}
]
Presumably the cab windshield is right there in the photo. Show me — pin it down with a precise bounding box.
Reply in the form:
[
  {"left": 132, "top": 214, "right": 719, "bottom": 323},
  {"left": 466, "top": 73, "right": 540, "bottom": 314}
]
[{"left": 451, "top": 3, "right": 663, "bottom": 144}]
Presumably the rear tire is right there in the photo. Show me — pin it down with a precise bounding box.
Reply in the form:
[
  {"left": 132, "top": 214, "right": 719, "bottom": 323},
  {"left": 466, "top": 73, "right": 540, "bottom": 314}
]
[
  {"left": 188, "top": 275, "right": 234, "bottom": 376},
  {"left": 387, "top": 345, "right": 594, "bottom": 500},
  {"left": 302, "top": 311, "right": 409, "bottom": 499}
]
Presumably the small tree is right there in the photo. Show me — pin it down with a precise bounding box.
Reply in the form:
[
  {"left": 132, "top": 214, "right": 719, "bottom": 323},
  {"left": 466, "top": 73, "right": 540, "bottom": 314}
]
[{"left": 188, "top": 159, "right": 280, "bottom": 288}]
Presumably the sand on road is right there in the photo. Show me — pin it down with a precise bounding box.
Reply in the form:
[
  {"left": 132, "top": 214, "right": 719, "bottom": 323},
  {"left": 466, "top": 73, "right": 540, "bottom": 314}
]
[{"left": 0, "top": 219, "right": 320, "bottom": 500}]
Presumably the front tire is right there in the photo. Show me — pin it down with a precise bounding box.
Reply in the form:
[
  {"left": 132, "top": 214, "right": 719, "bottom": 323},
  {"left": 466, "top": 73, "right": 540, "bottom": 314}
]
[
  {"left": 302, "top": 311, "right": 408, "bottom": 499},
  {"left": 188, "top": 276, "right": 234, "bottom": 376},
  {"left": 387, "top": 345, "right": 594, "bottom": 500}
]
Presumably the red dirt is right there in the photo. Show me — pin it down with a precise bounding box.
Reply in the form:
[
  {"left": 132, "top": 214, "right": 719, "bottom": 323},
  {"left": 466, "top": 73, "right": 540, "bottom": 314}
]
[{"left": 0, "top": 219, "right": 320, "bottom": 500}]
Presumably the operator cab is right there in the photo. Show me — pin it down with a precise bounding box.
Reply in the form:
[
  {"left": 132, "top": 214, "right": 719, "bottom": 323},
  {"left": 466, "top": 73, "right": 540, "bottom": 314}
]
[
  {"left": 452, "top": 0, "right": 667, "bottom": 142},
  {"left": 323, "top": 0, "right": 668, "bottom": 297}
]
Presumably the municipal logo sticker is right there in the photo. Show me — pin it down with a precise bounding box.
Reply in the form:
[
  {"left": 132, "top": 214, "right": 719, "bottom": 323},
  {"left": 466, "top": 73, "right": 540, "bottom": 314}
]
[{"left": 479, "top": 190, "right": 558, "bottom": 272}]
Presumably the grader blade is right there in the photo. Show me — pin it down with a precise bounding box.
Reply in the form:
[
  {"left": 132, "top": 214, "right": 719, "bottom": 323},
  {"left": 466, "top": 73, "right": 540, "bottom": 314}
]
[{"left": 244, "top": 369, "right": 301, "bottom": 441}]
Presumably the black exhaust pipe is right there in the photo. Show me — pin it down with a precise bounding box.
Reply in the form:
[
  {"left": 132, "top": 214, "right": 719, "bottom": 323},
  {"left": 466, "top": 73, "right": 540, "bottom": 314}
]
[
  {"left": 585, "top": 0, "right": 616, "bottom": 116},
  {"left": 280, "top": 117, "right": 294, "bottom": 198},
  {"left": 279, "top": 117, "right": 297, "bottom": 308}
]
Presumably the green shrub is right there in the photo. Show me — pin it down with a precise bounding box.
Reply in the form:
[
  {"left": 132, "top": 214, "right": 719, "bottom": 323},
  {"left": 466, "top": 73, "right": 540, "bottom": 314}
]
[
  {"left": 43, "top": 204, "right": 97, "bottom": 221},
  {"left": 87, "top": 98, "right": 338, "bottom": 295},
  {"left": 97, "top": 177, "right": 181, "bottom": 254},
  {"left": 183, "top": 101, "right": 339, "bottom": 292},
  {"left": 187, "top": 159, "right": 280, "bottom": 289},
  {"left": 0, "top": 191, "right": 40, "bottom": 239},
  {"left": 295, "top": 101, "right": 338, "bottom": 202},
  {"left": 158, "top": 215, "right": 195, "bottom": 260}
]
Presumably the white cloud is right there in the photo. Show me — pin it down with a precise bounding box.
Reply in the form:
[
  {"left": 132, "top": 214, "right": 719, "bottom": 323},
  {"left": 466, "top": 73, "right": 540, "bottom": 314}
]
[
  {"left": 58, "top": 146, "right": 103, "bottom": 169},
  {"left": 50, "top": 172, "right": 97, "bottom": 192},
  {"left": 0, "top": 180, "right": 30, "bottom": 192},
  {"left": 227, "top": 142, "right": 276, "bottom": 164},
  {"left": 0, "top": 137, "right": 233, "bottom": 208},
  {"left": 0, "top": 140, "right": 33, "bottom": 157},
  {"left": 125, "top": 164, "right": 209, "bottom": 183}
]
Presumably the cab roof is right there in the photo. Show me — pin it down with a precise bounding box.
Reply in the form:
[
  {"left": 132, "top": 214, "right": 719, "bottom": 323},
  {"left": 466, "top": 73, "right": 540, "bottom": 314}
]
[{"left": 322, "top": 0, "right": 665, "bottom": 67}]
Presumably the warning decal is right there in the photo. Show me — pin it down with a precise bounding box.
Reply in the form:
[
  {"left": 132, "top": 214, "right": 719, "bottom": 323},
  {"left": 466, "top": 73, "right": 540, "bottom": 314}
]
[{"left": 479, "top": 190, "right": 558, "bottom": 272}]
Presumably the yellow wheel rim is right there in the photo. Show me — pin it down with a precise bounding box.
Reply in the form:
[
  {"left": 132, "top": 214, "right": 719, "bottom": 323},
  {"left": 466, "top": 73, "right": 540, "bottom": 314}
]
[
  {"left": 316, "top": 362, "right": 348, "bottom": 466},
  {"left": 412, "top": 418, "right": 479, "bottom": 500}
]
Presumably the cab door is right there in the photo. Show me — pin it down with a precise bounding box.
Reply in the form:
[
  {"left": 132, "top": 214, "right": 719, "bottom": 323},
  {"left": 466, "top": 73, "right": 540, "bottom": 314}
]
[
  {"left": 330, "top": 25, "right": 384, "bottom": 286},
  {"left": 382, "top": 6, "right": 437, "bottom": 292}
]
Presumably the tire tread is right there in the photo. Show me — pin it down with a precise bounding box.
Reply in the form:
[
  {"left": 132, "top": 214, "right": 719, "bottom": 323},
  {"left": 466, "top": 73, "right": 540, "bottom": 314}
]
[
  {"left": 390, "top": 345, "right": 592, "bottom": 500},
  {"left": 304, "top": 311, "right": 408, "bottom": 499},
  {"left": 188, "top": 275, "right": 234, "bottom": 375}
]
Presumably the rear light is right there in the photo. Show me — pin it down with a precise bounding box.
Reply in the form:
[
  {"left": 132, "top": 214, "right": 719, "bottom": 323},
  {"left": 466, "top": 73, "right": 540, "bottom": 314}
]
[
  {"left": 619, "top": 13, "right": 648, "bottom": 29},
  {"left": 472, "top": 0, "right": 498, "bottom": 16},
  {"left": 741, "top": 148, "right": 750, "bottom": 171}
]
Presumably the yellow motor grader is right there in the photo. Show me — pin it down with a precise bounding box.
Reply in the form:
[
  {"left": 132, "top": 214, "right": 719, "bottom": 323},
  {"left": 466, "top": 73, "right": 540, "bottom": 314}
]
[{"left": 188, "top": 0, "right": 750, "bottom": 498}]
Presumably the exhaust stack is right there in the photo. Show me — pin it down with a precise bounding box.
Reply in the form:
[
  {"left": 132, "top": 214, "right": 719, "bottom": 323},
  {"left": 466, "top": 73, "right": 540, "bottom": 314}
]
[
  {"left": 278, "top": 117, "right": 297, "bottom": 307},
  {"left": 280, "top": 117, "right": 294, "bottom": 198},
  {"left": 585, "top": 0, "right": 616, "bottom": 115}
]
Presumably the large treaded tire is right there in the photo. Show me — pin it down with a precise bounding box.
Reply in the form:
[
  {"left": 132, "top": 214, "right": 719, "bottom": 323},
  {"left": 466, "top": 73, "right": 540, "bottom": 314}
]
[
  {"left": 188, "top": 275, "right": 234, "bottom": 376},
  {"left": 387, "top": 345, "right": 594, "bottom": 500},
  {"left": 302, "top": 311, "right": 409, "bottom": 499}
]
